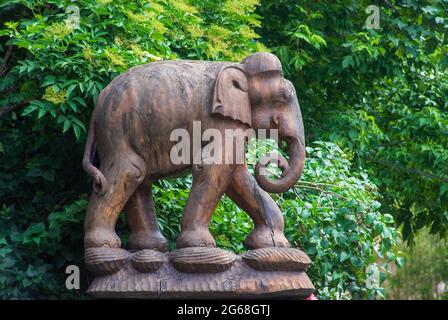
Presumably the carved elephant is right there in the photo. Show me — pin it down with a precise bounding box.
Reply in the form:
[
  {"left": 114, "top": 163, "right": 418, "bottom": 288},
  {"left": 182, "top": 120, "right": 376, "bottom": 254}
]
[{"left": 82, "top": 52, "right": 305, "bottom": 251}]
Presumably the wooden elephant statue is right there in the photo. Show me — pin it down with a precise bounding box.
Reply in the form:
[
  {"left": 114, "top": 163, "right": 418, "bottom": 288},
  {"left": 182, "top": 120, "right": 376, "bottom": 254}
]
[{"left": 82, "top": 52, "right": 306, "bottom": 252}]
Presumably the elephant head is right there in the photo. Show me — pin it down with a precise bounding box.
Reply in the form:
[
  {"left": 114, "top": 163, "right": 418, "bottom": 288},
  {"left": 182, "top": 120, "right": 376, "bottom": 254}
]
[{"left": 211, "top": 52, "right": 306, "bottom": 193}]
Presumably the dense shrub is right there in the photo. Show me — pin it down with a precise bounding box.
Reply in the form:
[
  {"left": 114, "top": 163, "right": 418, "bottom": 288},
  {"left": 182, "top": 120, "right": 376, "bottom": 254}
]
[
  {"left": 259, "top": 0, "right": 448, "bottom": 240},
  {"left": 128, "top": 141, "right": 402, "bottom": 300}
]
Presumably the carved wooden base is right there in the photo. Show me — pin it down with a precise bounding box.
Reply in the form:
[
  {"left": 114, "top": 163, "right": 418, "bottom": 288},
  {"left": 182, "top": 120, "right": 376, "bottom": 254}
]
[{"left": 86, "top": 247, "right": 315, "bottom": 299}]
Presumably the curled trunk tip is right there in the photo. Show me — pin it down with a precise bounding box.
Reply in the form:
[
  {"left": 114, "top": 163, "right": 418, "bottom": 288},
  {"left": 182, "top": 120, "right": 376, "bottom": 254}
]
[{"left": 254, "top": 138, "right": 305, "bottom": 194}]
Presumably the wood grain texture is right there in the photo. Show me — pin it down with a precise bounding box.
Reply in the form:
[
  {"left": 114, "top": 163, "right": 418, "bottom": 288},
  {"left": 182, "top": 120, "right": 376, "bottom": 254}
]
[
  {"left": 131, "top": 249, "right": 167, "bottom": 273},
  {"left": 82, "top": 53, "right": 306, "bottom": 252},
  {"left": 87, "top": 257, "right": 314, "bottom": 299},
  {"left": 169, "top": 247, "right": 237, "bottom": 273},
  {"left": 82, "top": 52, "right": 314, "bottom": 298},
  {"left": 84, "top": 248, "right": 130, "bottom": 276},
  {"left": 86, "top": 247, "right": 314, "bottom": 299},
  {"left": 242, "top": 247, "right": 311, "bottom": 272}
]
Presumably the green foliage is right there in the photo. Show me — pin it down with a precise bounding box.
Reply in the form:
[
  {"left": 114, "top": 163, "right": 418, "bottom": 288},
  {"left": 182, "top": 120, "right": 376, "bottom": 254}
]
[
  {"left": 386, "top": 228, "right": 448, "bottom": 299},
  {"left": 281, "top": 142, "right": 399, "bottom": 299},
  {"left": 1, "top": 0, "right": 263, "bottom": 142},
  {"left": 0, "top": 198, "right": 87, "bottom": 298},
  {"left": 0, "top": 0, "right": 262, "bottom": 299},
  {"left": 259, "top": 0, "right": 448, "bottom": 240},
  {"left": 154, "top": 142, "right": 400, "bottom": 300}
]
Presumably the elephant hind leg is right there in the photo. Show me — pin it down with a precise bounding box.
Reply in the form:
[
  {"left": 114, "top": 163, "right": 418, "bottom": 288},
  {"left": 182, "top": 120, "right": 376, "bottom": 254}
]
[
  {"left": 225, "top": 165, "right": 290, "bottom": 249},
  {"left": 125, "top": 180, "right": 168, "bottom": 252},
  {"left": 84, "top": 153, "right": 146, "bottom": 249}
]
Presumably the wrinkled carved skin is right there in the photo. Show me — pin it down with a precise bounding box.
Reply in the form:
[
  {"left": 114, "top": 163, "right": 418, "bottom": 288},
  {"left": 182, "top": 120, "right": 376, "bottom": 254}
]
[{"left": 82, "top": 53, "right": 306, "bottom": 251}]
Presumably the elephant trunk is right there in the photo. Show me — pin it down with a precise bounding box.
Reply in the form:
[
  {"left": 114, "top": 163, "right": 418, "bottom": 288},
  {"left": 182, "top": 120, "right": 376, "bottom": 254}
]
[{"left": 254, "top": 137, "right": 305, "bottom": 194}]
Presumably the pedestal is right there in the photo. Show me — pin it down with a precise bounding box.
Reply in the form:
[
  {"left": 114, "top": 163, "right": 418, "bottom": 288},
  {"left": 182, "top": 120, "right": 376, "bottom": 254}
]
[{"left": 85, "top": 247, "right": 315, "bottom": 299}]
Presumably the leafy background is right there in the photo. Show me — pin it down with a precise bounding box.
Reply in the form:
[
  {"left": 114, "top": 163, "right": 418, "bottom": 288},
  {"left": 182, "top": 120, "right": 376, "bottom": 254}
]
[
  {"left": 259, "top": 0, "right": 448, "bottom": 241},
  {"left": 0, "top": 0, "right": 446, "bottom": 299}
]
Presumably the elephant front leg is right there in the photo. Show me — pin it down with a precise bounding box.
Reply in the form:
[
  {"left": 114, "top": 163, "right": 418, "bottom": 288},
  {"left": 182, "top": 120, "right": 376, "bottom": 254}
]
[
  {"left": 177, "top": 164, "right": 234, "bottom": 248},
  {"left": 226, "top": 165, "right": 290, "bottom": 249},
  {"left": 125, "top": 181, "right": 168, "bottom": 252}
]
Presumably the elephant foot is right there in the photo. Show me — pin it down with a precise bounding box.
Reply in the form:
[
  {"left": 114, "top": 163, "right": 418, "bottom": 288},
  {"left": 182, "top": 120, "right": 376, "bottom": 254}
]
[
  {"left": 244, "top": 226, "right": 290, "bottom": 249},
  {"left": 176, "top": 228, "right": 216, "bottom": 249},
  {"left": 84, "top": 228, "right": 122, "bottom": 249},
  {"left": 129, "top": 230, "right": 169, "bottom": 252}
]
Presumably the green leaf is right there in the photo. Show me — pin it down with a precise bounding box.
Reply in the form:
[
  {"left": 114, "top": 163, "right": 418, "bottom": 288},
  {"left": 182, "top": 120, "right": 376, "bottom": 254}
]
[
  {"left": 73, "top": 124, "right": 81, "bottom": 140},
  {"left": 21, "top": 104, "right": 37, "bottom": 116},
  {"left": 366, "top": 212, "right": 375, "bottom": 224},
  {"left": 440, "top": 185, "right": 448, "bottom": 197},
  {"left": 63, "top": 119, "right": 71, "bottom": 133},
  {"left": 37, "top": 108, "right": 46, "bottom": 119},
  {"left": 342, "top": 56, "right": 353, "bottom": 69},
  {"left": 383, "top": 214, "right": 394, "bottom": 224},
  {"left": 29, "top": 100, "right": 47, "bottom": 109}
]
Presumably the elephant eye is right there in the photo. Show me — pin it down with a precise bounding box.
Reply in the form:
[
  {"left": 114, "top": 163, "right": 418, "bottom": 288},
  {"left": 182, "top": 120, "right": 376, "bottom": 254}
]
[
  {"left": 282, "top": 89, "right": 293, "bottom": 101},
  {"left": 273, "top": 90, "right": 292, "bottom": 103},
  {"left": 275, "top": 80, "right": 295, "bottom": 103}
]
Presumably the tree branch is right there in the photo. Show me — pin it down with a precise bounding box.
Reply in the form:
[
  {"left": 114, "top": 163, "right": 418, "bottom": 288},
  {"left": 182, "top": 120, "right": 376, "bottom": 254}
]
[
  {"left": 368, "top": 156, "right": 448, "bottom": 184},
  {"left": 0, "top": 101, "right": 29, "bottom": 118},
  {"left": 0, "top": 46, "right": 13, "bottom": 78}
]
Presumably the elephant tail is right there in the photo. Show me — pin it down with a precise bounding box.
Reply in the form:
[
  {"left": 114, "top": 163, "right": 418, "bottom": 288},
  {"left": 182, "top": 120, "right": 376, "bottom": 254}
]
[{"left": 82, "top": 113, "right": 107, "bottom": 196}]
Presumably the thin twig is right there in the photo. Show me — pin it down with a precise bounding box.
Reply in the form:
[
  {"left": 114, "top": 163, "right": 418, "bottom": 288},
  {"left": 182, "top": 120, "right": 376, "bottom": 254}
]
[
  {"left": 299, "top": 180, "right": 352, "bottom": 189},
  {"left": 294, "top": 184, "right": 351, "bottom": 201},
  {"left": 0, "top": 46, "right": 13, "bottom": 78},
  {"left": 0, "top": 101, "right": 30, "bottom": 118},
  {"left": 367, "top": 156, "right": 448, "bottom": 184}
]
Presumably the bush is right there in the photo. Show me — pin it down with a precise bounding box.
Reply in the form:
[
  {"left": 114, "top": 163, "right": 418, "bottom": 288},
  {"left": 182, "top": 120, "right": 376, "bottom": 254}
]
[
  {"left": 258, "top": 0, "right": 448, "bottom": 240},
  {"left": 155, "top": 141, "right": 400, "bottom": 300}
]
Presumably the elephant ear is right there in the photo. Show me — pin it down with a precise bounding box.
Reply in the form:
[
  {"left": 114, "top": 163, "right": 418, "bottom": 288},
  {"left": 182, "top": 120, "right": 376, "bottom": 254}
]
[{"left": 211, "top": 66, "right": 251, "bottom": 126}]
